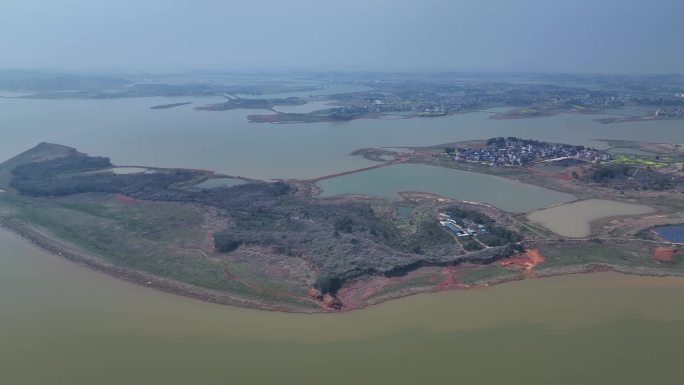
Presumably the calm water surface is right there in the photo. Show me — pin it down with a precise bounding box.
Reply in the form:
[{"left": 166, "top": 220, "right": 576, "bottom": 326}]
[
  {"left": 2, "top": 229, "right": 684, "bottom": 385},
  {"left": 609, "top": 147, "right": 656, "bottom": 156},
  {"left": 3, "top": 98, "right": 684, "bottom": 384},
  {"left": 272, "top": 100, "right": 332, "bottom": 114},
  {"left": 1, "top": 98, "right": 684, "bottom": 179},
  {"left": 528, "top": 199, "right": 655, "bottom": 237},
  {"left": 318, "top": 163, "right": 575, "bottom": 212}
]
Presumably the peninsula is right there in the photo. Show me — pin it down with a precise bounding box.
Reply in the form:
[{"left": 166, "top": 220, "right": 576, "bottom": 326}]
[{"left": 1, "top": 139, "right": 683, "bottom": 312}]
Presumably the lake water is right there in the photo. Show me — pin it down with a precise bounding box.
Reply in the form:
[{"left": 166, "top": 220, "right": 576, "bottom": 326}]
[
  {"left": 2, "top": 97, "right": 684, "bottom": 384},
  {"left": 3, "top": 228, "right": 684, "bottom": 385},
  {"left": 527, "top": 199, "right": 656, "bottom": 237},
  {"left": 272, "top": 100, "right": 332, "bottom": 114},
  {"left": 609, "top": 147, "right": 656, "bottom": 156},
  {"left": 2, "top": 97, "right": 684, "bottom": 180},
  {"left": 317, "top": 163, "right": 575, "bottom": 212}
]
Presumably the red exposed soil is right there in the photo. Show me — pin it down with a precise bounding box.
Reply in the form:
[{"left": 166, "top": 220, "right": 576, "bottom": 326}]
[
  {"left": 551, "top": 173, "right": 573, "bottom": 181},
  {"left": 335, "top": 270, "right": 437, "bottom": 311},
  {"left": 336, "top": 276, "right": 397, "bottom": 310},
  {"left": 114, "top": 193, "right": 144, "bottom": 205},
  {"left": 322, "top": 293, "right": 342, "bottom": 309},
  {"left": 437, "top": 265, "right": 469, "bottom": 290},
  {"left": 335, "top": 266, "right": 486, "bottom": 311},
  {"left": 499, "top": 249, "right": 546, "bottom": 273},
  {"left": 652, "top": 247, "right": 680, "bottom": 262},
  {"left": 306, "top": 287, "right": 321, "bottom": 299}
]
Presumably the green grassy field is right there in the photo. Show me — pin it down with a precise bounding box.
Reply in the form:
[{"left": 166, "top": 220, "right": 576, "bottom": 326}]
[
  {"left": 0, "top": 192, "right": 319, "bottom": 309},
  {"left": 537, "top": 241, "right": 684, "bottom": 273},
  {"left": 458, "top": 264, "right": 517, "bottom": 284}
]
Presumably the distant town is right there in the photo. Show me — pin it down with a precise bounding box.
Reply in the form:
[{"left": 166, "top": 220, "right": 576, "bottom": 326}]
[
  {"left": 311, "top": 74, "right": 684, "bottom": 121},
  {"left": 3, "top": 70, "right": 683, "bottom": 124},
  {"left": 655, "top": 107, "right": 684, "bottom": 118}
]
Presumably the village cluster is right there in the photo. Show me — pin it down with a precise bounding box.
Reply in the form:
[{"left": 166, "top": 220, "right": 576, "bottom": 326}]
[{"left": 450, "top": 137, "right": 611, "bottom": 166}]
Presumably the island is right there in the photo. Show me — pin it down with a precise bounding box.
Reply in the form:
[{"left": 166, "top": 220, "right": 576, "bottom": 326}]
[
  {"left": 0, "top": 138, "right": 683, "bottom": 312},
  {"left": 150, "top": 102, "right": 193, "bottom": 110},
  {"left": 194, "top": 96, "right": 306, "bottom": 111}
]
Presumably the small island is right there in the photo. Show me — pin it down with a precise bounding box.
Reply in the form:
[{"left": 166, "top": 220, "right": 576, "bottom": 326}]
[{"left": 150, "top": 102, "right": 193, "bottom": 110}]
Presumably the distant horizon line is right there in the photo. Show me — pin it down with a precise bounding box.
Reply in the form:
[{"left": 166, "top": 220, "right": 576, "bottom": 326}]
[{"left": 0, "top": 67, "right": 682, "bottom": 78}]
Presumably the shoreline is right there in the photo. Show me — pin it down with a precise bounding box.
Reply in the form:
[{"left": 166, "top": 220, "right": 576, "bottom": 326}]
[
  {"left": 0, "top": 218, "right": 321, "bottom": 314},
  {"left": 4, "top": 216, "right": 684, "bottom": 314}
]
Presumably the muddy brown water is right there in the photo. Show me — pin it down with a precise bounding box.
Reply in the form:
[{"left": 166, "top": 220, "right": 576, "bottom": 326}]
[
  {"left": 3, "top": 98, "right": 684, "bottom": 383},
  {"left": 3, "top": 229, "right": 684, "bottom": 385}
]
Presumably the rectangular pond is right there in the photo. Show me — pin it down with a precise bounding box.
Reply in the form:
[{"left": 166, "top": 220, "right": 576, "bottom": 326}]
[{"left": 316, "top": 163, "right": 575, "bottom": 213}]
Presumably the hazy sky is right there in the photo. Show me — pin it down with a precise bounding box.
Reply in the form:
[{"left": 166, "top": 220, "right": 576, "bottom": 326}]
[{"left": 2, "top": 0, "right": 682, "bottom": 74}]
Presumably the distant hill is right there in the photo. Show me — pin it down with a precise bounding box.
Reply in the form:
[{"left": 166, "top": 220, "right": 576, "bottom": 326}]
[{"left": 0, "top": 70, "right": 129, "bottom": 91}]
